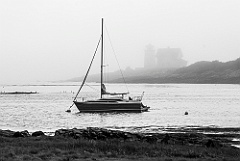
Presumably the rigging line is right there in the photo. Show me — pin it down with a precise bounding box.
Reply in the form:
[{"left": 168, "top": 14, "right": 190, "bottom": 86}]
[
  {"left": 73, "top": 83, "right": 99, "bottom": 99},
  {"left": 104, "top": 25, "right": 129, "bottom": 93},
  {"left": 85, "top": 83, "right": 100, "bottom": 93},
  {"left": 72, "top": 36, "right": 102, "bottom": 102}
]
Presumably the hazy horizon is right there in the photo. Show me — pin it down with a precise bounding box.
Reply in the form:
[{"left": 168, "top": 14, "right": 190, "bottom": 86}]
[{"left": 1, "top": 0, "right": 240, "bottom": 84}]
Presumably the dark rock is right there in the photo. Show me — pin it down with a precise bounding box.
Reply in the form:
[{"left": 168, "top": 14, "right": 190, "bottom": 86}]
[
  {"left": 21, "top": 130, "right": 30, "bottom": 137},
  {"left": 0, "top": 130, "right": 29, "bottom": 137},
  {"left": 55, "top": 129, "right": 70, "bottom": 137},
  {"left": 205, "top": 139, "right": 222, "bottom": 148},
  {"left": 0, "top": 129, "right": 15, "bottom": 137},
  {"left": 32, "top": 131, "right": 45, "bottom": 137},
  {"left": 13, "top": 131, "right": 24, "bottom": 137}
]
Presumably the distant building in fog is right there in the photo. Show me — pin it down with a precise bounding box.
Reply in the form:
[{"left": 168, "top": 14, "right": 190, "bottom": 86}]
[
  {"left": 156, "top": 48, "right": 187, "bottom": 69},
  {"left": 144, "top": 45, "right": 187, "bottom": 69},
  {"left": 144, "top": 44, "right": 156, "bottom": 69}
]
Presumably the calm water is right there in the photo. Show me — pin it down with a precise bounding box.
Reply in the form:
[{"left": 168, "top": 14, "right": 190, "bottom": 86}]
[{"left": 1, "top": 83, "right": 240, "bottom": 133}]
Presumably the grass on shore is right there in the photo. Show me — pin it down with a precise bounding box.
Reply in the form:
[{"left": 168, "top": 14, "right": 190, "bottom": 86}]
[{"left": 1, "top": 136, "right": 240, "bottom": 161}]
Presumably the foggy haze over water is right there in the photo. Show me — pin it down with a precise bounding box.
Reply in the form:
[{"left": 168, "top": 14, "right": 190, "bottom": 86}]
[{"left": 1, "top": 0, "right": 240, "bottom": 84}]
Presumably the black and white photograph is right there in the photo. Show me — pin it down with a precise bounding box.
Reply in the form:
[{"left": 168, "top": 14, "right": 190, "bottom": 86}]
[{"left": 1, "top": 0, "right": 240, "bottom": 160}]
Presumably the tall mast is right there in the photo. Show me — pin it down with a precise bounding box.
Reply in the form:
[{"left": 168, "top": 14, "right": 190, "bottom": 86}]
[{"left": 100, "top": 18, "right": 104, "bottom": 99}]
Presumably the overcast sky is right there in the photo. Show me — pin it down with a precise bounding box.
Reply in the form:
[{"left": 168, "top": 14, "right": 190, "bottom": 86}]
[{"left": 1, "top": 0, "right": 240, "bottom": 84}]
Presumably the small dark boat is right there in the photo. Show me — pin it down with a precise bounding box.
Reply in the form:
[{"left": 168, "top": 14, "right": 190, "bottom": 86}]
[{"left": 71, "top": 19, "right": 150, "bottom": 113}]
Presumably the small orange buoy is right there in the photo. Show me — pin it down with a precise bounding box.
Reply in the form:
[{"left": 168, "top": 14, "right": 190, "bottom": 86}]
[{"left": 184, "top": 111, "right": 188, "bottom": 115}]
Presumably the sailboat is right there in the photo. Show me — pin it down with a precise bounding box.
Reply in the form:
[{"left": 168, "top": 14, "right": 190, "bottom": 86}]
[{"left": 71, "top": 19, "right": 150, "bottom": 112}]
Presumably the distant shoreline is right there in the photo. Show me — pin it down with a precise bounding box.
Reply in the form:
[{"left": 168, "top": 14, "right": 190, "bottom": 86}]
[
  {"left": 1, "top": 82, "right": 240, "bottom": 87},
  {"left": 0, "top": 91, "right": 38, "bottom": 95},
  {"left": 67, "top": 57, "right": 240, "bottom": 84}
]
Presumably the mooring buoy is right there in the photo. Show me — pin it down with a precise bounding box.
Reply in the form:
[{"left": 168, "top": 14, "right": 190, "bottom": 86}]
[{"left": 66, "top": 109, "right": 71, "bottom": 113}]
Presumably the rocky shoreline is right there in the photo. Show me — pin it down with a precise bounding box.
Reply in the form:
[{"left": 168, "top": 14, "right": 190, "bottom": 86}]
[
  {"left": 1, "top": 127, "right": 240, "bottom": 148},
  {"left": 1, "top": 127, "right": 240, "bottom": 161}
]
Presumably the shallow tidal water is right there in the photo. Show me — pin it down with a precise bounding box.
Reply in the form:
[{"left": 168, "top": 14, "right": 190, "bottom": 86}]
[{"left": 0, "top": 82, "right": 240, "bottom": 133}]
